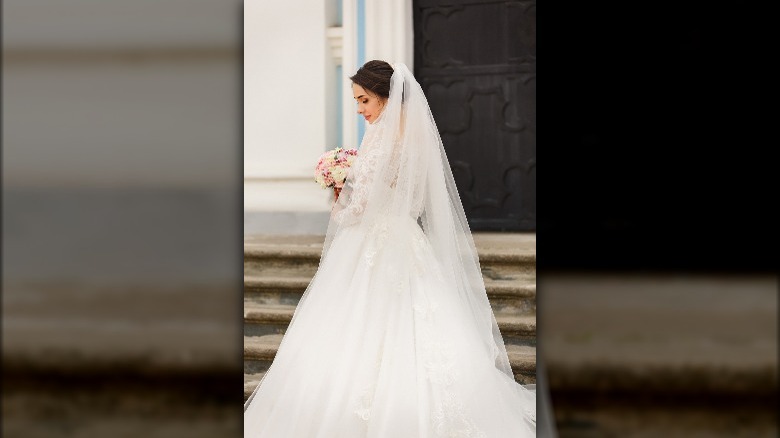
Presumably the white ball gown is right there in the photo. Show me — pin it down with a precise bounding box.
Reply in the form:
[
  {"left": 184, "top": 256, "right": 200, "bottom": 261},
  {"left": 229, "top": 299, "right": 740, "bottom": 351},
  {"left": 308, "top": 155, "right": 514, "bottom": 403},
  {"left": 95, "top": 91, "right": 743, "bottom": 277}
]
[{"left": 244, "top": 64, "right": 537, "bottom": 437}]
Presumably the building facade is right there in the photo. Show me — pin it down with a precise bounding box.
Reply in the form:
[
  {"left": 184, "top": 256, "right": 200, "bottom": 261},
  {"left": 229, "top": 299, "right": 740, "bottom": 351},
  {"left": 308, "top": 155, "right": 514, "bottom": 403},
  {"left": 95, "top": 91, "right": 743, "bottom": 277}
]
[
  {"left": 245, "top": 0, "right": 535, "bottom": 234},
  {"left": 244, "top": 0, "right": 413, "bottom": 234}
]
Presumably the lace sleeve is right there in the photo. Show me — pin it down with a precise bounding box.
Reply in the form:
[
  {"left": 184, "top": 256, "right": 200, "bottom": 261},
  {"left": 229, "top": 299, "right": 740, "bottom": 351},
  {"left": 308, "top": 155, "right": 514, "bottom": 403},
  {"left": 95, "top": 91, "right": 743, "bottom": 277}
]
[{"left": 332, "top": 146, "right": 386, "bottom": 226}]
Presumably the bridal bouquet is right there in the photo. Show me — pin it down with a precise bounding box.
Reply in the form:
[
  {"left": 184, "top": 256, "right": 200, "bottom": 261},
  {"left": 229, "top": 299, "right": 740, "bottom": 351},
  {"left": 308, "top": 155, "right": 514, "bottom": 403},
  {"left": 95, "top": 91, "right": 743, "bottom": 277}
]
[{"left": 315, "top": 147, "right": 358, "bottom": 200}]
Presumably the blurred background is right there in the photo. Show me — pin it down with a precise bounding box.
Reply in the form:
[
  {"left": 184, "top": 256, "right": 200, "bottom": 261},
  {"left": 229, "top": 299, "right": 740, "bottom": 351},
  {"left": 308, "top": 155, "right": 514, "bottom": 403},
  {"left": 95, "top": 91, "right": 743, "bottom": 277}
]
[
  {"left": 3, "top": 1, "right": 243, "bottom": 437},
  {"left": 3, "top": 1, "right": 777, "bottom": 438}
]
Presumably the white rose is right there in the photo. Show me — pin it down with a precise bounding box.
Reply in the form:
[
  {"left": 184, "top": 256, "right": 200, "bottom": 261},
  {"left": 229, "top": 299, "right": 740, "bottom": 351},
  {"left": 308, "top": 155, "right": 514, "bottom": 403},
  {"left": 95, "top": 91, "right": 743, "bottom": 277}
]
[{"left": 331, "top": 167, "right": 347, "bottom": 182}]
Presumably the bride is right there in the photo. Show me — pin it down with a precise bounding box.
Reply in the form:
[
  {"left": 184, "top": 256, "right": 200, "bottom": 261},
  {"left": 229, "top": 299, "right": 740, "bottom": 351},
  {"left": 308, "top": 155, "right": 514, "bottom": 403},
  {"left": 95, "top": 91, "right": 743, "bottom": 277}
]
[{"left": 244, "top": 61, "right": 537, "bottom": 437}]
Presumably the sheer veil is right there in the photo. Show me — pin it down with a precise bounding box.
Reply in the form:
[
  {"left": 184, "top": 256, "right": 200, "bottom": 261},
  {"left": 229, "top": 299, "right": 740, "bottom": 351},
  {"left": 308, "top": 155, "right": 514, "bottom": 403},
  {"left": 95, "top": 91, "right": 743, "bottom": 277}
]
[{"left": 328, "top": 62, "right": 525, "bottom": 388}]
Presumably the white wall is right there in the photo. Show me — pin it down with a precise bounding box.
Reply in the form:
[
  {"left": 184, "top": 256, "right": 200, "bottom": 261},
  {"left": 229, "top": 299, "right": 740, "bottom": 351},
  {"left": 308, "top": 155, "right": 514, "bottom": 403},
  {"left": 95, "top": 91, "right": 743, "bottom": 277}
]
[
  {"left": 2, "top": 0, "right": 240, "bottom": 189},
  {"left": 244, "top": 0, "right": 333, "bottom": 216},
  {"left": 2, "top": 0, "right": 242, "bottom": 286}
]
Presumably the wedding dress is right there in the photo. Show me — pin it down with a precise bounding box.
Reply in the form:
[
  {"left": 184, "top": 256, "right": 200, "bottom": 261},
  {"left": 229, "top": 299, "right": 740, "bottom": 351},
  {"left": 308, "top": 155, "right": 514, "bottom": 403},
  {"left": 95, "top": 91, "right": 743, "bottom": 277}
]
[{"left": 244, "top": 63, "right": 537, "bottom": 437}]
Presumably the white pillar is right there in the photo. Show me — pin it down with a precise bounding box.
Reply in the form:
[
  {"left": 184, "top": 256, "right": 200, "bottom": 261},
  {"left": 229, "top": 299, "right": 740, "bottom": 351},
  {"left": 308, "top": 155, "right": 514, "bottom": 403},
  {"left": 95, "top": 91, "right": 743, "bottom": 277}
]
[
  {"left": 244, "top": 0, "right": 334, "bottom": 233},
  {"left": 243, "top": 0, "right": 328, "bottom": 184},
  {"left": 340, "top": 0, "right": 359, "bottom": 151},
  {"left": 365, "top": 0, "right": 414, "bottom": 69}
]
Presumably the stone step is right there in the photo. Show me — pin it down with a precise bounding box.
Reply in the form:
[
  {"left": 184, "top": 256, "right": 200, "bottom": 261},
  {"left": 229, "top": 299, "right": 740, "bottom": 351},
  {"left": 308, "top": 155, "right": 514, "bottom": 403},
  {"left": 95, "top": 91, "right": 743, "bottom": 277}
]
[
  {"left": 244, "top": 372, "right": 266, "bottom": 400},
  {"left": 244, "top": 275, "right": 536, "bottom": 316},
  {"left": 244, "top": 301, "right": 536, "bottom": 345},
  {"left": 243, "top": 335, "right": 535, "bottom": 400},
  {"left": 244, "top": 233, "right": 535, "bottom": 279},
  {"left": 542, "top": 274, "right": 778, "bottom": 398}
]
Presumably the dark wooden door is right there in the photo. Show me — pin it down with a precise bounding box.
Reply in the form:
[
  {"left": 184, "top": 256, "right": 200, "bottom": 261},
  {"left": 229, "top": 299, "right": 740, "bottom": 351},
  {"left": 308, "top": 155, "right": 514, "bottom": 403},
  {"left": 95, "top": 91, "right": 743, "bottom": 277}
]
[{"left": 413, "top": 0, "right": 536, "bottom": 231}]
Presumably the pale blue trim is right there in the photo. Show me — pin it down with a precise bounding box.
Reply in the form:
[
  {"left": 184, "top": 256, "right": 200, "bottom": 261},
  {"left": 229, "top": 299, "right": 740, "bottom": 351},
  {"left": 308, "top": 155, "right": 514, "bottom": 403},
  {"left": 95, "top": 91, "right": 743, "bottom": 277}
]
[
  {"left": 357, "top": 0, "right": 365, "bottom": 68},
  {"left": 335, "top": 0, "right": 343, "bottom": 148},
  {"left": 336, "top": 64, "right": 343, "bottom": 148},
  {"left": 356, "top": 0, "right": 366, "bottom": 145}
]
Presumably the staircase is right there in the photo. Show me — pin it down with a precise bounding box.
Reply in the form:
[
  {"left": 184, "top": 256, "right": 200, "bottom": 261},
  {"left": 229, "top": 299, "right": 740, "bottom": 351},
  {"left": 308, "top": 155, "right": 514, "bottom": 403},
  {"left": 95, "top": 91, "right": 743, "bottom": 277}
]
[{"left": 244, "top": 233, "right": 536, "bottom": 400}]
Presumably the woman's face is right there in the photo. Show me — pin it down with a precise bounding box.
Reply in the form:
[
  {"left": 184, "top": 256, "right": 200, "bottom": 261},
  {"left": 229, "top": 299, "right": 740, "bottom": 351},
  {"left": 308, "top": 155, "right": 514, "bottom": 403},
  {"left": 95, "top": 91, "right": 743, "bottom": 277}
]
[{"left": 352, "top": 84, "right": 386, "bottom": 124}]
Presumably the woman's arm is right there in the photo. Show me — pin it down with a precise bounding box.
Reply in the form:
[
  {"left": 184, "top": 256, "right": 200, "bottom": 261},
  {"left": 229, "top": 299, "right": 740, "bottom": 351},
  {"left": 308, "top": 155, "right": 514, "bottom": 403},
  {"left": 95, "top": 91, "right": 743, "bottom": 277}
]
[{"left": 331, "top": 146, "right": 385, "bottom": 226}]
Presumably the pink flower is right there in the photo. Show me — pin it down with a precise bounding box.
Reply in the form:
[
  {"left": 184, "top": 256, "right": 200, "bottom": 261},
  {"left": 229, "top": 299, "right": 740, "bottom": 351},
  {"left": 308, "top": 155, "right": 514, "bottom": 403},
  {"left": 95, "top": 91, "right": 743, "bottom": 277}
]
[{"left": 314, "top": 147, "right": 359, "bottom": 189}]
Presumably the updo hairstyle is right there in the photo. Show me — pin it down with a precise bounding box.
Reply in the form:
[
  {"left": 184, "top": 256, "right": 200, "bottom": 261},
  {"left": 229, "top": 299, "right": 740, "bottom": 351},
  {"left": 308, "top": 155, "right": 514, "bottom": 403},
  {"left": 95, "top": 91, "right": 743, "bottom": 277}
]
[{"left": 349, "top": 60, "right": 394, "bottom": 99}]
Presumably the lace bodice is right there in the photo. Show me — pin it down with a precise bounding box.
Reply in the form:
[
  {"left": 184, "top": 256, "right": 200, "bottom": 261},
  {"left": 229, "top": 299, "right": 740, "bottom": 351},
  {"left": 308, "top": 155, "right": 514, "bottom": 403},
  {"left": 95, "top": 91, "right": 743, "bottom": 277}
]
[{"left": 333, "top": 115, "right": 425, "bottom": 227}]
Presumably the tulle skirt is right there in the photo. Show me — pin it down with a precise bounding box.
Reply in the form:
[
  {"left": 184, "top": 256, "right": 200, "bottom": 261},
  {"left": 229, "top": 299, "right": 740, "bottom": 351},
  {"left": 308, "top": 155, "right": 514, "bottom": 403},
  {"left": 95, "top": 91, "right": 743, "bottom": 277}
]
[{"left": 244, "top": 216, "right": 536, "bottom": 437}]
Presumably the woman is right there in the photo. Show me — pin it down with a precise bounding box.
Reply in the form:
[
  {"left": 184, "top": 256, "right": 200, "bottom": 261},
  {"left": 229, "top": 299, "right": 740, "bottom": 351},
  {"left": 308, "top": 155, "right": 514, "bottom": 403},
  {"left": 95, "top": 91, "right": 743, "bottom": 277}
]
[{"left": 244, "top": 61, "right": 537, "bottom": 437}]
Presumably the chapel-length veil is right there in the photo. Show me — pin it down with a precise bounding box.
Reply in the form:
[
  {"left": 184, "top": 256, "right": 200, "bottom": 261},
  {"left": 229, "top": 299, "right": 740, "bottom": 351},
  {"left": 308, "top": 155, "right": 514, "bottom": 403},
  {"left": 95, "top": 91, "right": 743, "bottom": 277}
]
[{"left": 328, "top": 62, "right": 530, "bottom": 390}]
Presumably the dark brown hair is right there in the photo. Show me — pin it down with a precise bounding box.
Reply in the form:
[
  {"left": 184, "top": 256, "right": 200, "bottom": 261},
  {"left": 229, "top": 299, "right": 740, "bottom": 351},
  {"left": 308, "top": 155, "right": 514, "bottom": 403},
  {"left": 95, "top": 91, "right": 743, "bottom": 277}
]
[{"left": 349, "top": 60, "right": 394, "bottom": 99}]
